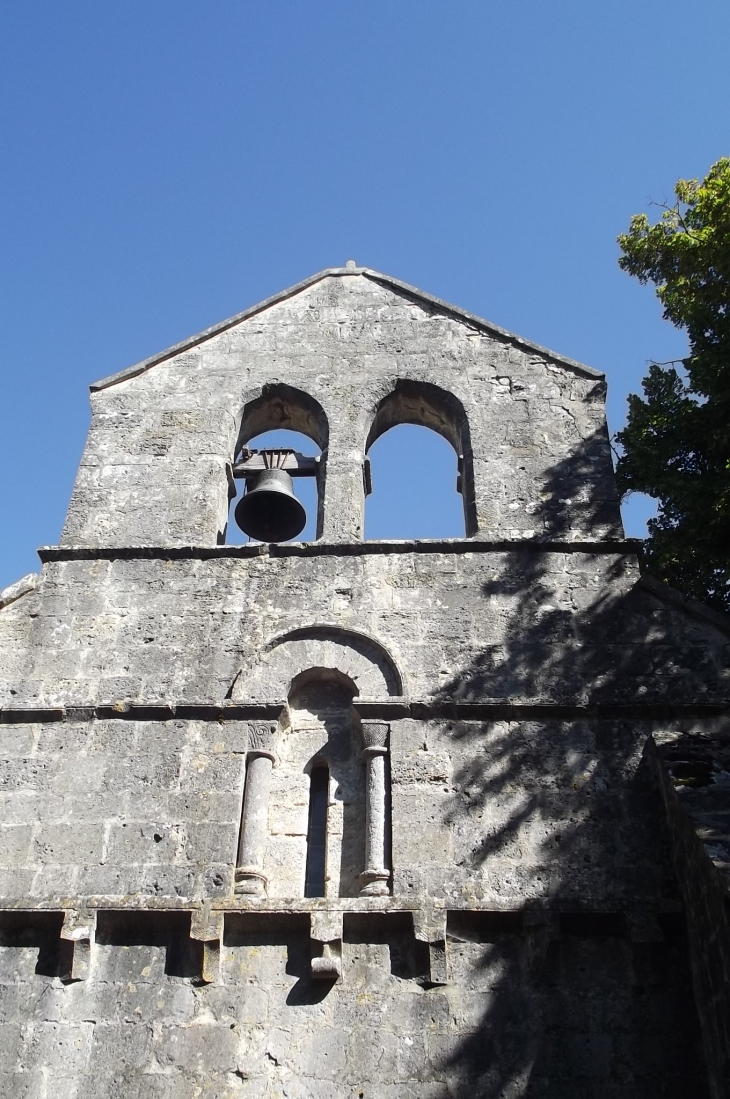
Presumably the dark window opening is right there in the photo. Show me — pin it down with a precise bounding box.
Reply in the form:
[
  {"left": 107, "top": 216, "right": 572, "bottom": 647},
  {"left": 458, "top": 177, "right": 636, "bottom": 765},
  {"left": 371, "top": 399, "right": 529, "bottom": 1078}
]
[
  {"left": 365, "top": 424, "right": 465, "bottom": 540},
  {"left": 304, "top": 765, "right": 329, "bottom": 897},
  {"left": 227, "top": 429, "right": 320, "bottom": 544}
]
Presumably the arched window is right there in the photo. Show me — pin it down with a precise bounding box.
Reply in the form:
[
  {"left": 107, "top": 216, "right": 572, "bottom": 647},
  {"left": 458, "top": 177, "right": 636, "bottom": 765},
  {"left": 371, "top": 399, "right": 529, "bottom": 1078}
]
[
  {"left": 226, "top": 384, "right": 328, "bottom": 544},
  {"left": 304, "top": 764, "right": 329, "bottom": 898},
  {"left": 235, "top": 665, "right": 393, "bottom": 900},
  {"left": 364, "top": 381, "right": 475, "bottom": 539}
]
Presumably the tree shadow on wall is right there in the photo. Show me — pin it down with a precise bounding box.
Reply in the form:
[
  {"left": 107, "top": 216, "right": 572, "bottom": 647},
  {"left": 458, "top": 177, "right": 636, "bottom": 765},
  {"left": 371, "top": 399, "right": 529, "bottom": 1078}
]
[{"left": 427, "top": 432, "right": 716, "bottom": 1097}]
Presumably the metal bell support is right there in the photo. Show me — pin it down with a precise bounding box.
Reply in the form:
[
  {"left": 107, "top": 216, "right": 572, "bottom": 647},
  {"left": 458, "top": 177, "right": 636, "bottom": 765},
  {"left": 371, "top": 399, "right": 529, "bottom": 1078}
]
[{"left": 234, "top": 452, "right": 307, "bottom": 543}]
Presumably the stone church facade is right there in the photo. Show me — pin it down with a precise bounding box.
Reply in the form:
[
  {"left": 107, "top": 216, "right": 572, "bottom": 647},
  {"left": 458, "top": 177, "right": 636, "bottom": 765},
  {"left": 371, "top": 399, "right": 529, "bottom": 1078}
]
[{"left": 0, "top": 264, "right": 728, "bottom": 1096}]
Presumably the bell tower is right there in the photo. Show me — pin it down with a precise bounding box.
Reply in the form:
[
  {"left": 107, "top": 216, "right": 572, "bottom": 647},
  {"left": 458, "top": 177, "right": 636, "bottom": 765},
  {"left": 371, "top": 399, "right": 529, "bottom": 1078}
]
[{"left": 0, "top": 264, "right": 728, "bottom": 1097}]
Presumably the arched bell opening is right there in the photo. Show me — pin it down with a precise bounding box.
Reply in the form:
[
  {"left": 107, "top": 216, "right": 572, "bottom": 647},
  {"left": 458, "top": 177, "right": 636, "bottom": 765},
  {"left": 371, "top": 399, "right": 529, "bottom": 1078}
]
[
  {"left": 227, "top": 384, "right": 329, "bottom": 544},
  {"left": 365, "top": 424, "right": 465, "bottom": 540},
  {"left": 364, "top": 380, "right": 476, "bottom": 539}
]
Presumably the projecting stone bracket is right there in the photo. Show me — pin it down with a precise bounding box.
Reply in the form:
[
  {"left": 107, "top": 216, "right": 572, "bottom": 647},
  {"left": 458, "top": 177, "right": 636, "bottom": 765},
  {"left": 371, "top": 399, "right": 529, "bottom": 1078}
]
[
  {"left": 191, "top": 908, "right": 225, "bottom": 984},
  {"left": 309, "top": 910, "right": 342, "bottom": 981},
  {"left": 59, "top": 909, "right": 96, "bottom": 982},
  {"left": 413, "top": 910, "right": 448, "bottom": 986}
]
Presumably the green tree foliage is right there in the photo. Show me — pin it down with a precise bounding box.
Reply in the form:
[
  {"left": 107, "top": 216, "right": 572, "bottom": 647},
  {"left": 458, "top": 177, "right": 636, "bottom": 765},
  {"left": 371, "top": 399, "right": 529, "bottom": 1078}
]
[{"left": 616, "top": 158, "right": 730, "bottom": 612}]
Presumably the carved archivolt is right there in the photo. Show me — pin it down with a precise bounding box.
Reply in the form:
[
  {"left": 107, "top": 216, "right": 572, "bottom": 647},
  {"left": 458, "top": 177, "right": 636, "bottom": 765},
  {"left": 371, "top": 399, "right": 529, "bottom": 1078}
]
[{"left": 230, "top": 625, "right": 404, "bottom": 702}]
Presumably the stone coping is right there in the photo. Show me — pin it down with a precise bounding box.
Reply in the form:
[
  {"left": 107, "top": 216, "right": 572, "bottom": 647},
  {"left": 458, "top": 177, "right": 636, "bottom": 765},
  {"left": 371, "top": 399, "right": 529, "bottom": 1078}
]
[
  {"left": 0, "top": 896, "right": 680, "bottom": 915},
  {"left": 38, "top": 538, "right": 643, "bottom": 563},
  {"left": 90, "top": 265, "right": 604, "bottom": 392},
  {"left": 1, "top": 701, "right": 727, "bottom": 724}
]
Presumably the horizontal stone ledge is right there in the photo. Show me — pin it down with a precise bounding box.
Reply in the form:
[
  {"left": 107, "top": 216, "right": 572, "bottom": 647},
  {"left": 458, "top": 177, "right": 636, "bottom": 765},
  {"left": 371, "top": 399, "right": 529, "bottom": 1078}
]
[
  {"left": 0, "top": 903, "right": 684, "bottom": 985},
  {"left": 0, "top": 702, "right": 285, "bottom": 723},
  {"left": 0, "top": 897, "right": 685, "bottom": 920},
  {"left": 37, "top": 538, "right": 644, "bottom": 563},
  {"left": 1, "top": 700, "right": 727, "bottom": 724},
  {"left": 38, "top": 544, "right": 267, "bottom": 562},
  {"left": 268, "top": 539, "right": 642, "bottom": 558},
  {"left": 410, "top": 701, "right": 730, "bottom": 720},
  {"left": 0, "top": 901, "right": 687, "bottom": 952}
]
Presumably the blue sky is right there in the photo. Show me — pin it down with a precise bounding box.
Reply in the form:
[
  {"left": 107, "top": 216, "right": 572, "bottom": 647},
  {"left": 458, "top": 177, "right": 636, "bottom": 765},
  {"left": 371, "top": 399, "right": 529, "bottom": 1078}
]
[{"left": 2, "top": 2, "right": 729, "bottom": 585}]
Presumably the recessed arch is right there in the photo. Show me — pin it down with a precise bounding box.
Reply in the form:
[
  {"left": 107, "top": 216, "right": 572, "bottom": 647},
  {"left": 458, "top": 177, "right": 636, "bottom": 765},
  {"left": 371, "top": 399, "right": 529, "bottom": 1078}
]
[
  {"left": 365, "top": 379, "right": 477, "bottom": 536},
  {"left": 229, "top": 625, "right": 404, "bottom": 703},
  {"left": 236, "top": 382, "right": 329, "bottom": 453},
  {"left": 289, "top": 666, "right": 360, "bottom": 703}
]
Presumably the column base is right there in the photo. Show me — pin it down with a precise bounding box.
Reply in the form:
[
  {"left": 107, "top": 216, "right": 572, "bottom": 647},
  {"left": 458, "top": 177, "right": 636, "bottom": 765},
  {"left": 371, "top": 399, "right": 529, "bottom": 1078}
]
[
  {"left": 359, "top": 869, "right": 390, "bottom": 896},
  {"left": 234, "top": 867, "right": 268, "bottom": 896}
]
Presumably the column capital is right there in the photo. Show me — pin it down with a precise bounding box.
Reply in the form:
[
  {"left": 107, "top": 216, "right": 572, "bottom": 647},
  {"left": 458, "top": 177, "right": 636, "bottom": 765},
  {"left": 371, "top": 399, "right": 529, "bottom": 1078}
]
[
  {"left": 246, "top": 720, "right": 279, "bottom": 765},
  {"left": 359, "top": 719, "right": 390, "bottom": 757},
  {"left": 246, "top": 720, "right": 279, "bottom": 752}
]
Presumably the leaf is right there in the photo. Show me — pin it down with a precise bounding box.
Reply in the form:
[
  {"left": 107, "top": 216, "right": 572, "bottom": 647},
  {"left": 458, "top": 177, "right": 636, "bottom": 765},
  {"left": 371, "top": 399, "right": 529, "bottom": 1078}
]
[{"left": 616, "top": 158, "right": 730, "bottom": 612}]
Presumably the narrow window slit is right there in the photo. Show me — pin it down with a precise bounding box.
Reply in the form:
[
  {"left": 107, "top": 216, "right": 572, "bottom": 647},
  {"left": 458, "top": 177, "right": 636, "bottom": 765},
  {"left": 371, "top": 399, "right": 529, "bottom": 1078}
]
[{"left": 305, "top": 766, "right": 329, "bottom": 897}]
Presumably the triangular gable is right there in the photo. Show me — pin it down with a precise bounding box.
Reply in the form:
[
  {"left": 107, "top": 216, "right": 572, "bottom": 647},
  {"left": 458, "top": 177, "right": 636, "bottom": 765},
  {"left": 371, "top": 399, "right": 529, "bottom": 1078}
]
[
  {"left": 90, "top": 264, "right": 604, "bottom": 391},
  {"left": 638, "top": 574, "right": 730, "bottom": 640}
]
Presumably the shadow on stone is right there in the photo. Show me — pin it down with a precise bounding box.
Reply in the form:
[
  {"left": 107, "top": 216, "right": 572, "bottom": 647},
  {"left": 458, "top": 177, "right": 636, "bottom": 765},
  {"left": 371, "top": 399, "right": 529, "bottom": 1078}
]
[
  {"left": 0, "top": 910, "right": 66, "bottom": 978},
  {"left": 426, "top": 435, "right": 721, "bottom": 1097},
  {"left": 95, "top": 910, "right": 201, "bottom": 979}
]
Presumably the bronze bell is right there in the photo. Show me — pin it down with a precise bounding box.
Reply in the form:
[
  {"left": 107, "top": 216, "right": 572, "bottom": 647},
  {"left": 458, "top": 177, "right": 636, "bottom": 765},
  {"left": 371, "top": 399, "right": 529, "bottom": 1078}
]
[{"left": 234, "top": 468, "right": 307, "bottom": 543}]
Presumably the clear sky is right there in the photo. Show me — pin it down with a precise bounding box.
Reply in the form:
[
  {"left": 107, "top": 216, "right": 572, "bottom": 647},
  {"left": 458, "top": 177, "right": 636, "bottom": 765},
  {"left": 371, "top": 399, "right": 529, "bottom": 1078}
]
[{"left": 2, "top": 1, "right": 729, "bottom": 586}]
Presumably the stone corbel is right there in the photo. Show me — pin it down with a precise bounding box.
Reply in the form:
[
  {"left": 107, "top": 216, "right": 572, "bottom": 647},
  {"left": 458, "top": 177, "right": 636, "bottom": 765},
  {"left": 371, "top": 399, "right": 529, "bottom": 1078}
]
[
  {"left": 191, "top": 908, "right": 225, "bottom": 984},
  {"left": 234, "top": 720, "right": 280, "bottom": 897},
  {"left": 413, "top": 909, "right": 448, "bottom": 986},
  {"left": 310, "top": 910, "right": 342, "bottom": 981},
  {"left": 59, "top": 908, "right": 96, "bottom": 982}
]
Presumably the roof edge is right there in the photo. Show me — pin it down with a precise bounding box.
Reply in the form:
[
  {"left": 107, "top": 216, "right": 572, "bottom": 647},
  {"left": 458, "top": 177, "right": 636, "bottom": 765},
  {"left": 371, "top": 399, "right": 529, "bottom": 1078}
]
[
  {"left": 638, "top": 573, "right": 730, "bottom": 638},
  {"left": 0, "top": 573, "right": 40, "bottom": 612},
  {"left": 90, "top": 267, "right": 343, "bottom": 391},
  {"left": 361, "top": 270, "right": 604, "bottom": 379},
  {"left": 90, "top": 265, "right": 604, "bottom": 392}
]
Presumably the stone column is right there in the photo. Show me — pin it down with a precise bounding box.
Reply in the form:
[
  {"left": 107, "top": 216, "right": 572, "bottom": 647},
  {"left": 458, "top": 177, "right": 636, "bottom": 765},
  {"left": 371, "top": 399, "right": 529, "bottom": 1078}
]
[
  {"left": 319, "top": 450, "right": 367, "bottom": 542},
  {"left": 234, "top": 722, "right": 278, "bottom": 897},
  {"left": 359, "top": 720, "right": 391, "bottom": 896}
]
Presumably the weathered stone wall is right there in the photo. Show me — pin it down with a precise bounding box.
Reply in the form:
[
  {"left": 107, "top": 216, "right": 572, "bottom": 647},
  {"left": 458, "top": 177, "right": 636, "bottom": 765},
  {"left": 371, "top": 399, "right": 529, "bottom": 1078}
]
[
  {"left": 0, "top": 714, "right": 685, "bottom": 906},
  {"left": 0, "top": 701, "right": 718, "bottom": 1095},
  {"left": 0, "top": 698, "right": 714, "bottom": 1097},
  {"left": 0, "top": 906, "right": 708, "bottom": 1098},
  {"left": 1, "top": 548, "right": 728, "bottom": 710},
  {"left": 60, "top": 270, "right": 620, "bottom": 546},
  {"left": 648, "top": 734, "right": 730, "bottom": 1099},
  {"left": 1, "top": 265, "right": 725, "bottom": 1095}
]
